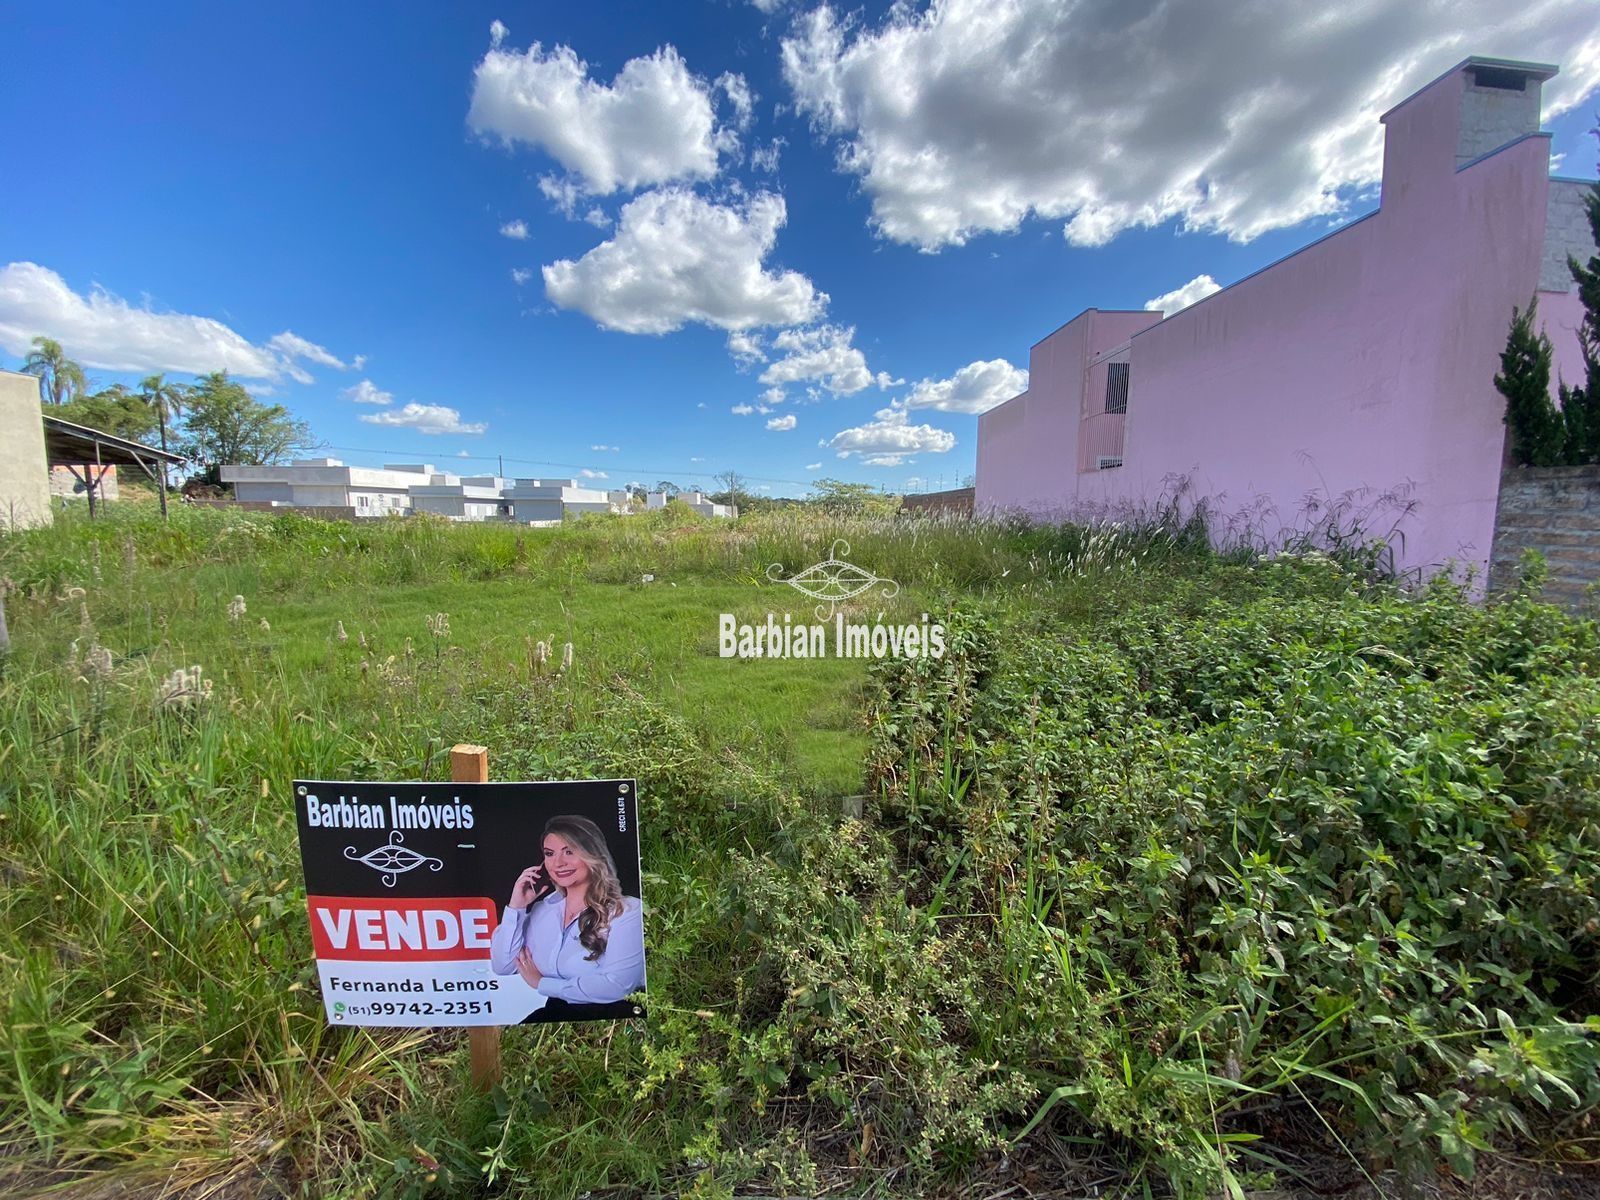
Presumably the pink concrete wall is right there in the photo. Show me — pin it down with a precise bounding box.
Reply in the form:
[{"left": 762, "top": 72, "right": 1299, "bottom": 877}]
[{"left": 978, "top": 61, "right": 1573, "bottom": 584}]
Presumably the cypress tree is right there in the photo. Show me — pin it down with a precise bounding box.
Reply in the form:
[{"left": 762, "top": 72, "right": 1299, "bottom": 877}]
[
  {"left": 1563, "top": 179, "right": 1600, "bottom": 464},
  {"left": 1495, "top": 298, "right": 1564, "bottom": 467}
]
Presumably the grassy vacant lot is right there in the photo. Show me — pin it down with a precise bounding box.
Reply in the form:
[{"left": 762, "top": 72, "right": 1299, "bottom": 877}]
[{"left": 0, "top": 503, "right": 1596, "bottom": 1199}]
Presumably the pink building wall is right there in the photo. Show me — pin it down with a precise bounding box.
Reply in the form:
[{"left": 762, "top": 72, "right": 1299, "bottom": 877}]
[{"left": 977, "top": 58, "right": 1596, "bottom": 583}]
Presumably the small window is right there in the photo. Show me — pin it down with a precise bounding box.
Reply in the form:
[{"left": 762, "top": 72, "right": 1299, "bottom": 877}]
[
  {"left": 1470, "top": 66, "right": 1527, "bottom": 92},
  {"left": 1105, "top": 362, "right": 1130, "bottom": 414},
  {"left": 357, "top": 495, "right": 369, "bottom": 507},
  {"left": 1097, "top": 456, "right": 1123, "bottom": 470}
]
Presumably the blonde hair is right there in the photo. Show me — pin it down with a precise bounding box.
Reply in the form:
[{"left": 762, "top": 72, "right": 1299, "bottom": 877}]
[{"left": 543, "top": 814, "right": 625, "bottom": 960}]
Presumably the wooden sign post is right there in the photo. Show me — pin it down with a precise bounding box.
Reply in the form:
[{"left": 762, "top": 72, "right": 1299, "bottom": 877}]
[{"left": 451, "top": 743, "right": 503, "bottom": 1092}]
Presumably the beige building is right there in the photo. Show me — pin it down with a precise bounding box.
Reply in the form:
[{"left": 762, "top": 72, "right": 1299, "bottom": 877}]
[{"left": 0, "top": 370, "right": 51, "bottom": 530}]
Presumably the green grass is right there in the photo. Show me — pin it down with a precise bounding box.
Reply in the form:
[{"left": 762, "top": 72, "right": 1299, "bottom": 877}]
[{"left": 0, "top": 502, "right": 1594, "bottom": 1198}]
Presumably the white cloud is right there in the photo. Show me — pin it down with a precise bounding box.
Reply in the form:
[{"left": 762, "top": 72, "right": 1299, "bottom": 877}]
[
  {"left": 751, "top": 137, "right": 785, "bottom": 173},
  {"left": 717, "top": 72, "right": 755, "bottom": 132},
  {"left": 582, "top": 207, "right": 611, "bottom": 228},
  {"left": 500, "top": 219, "right": 530, "bottom": 240},
  {"left": 469, "top": 41, "right": 733, "bottom": 196},
  {"left": 269, "top": 331, "right": 345, "bottom": 370},
  {"left": 353, "top": 353, "right": 368, "bottom": 370},
  {"left": 690, "top": 455, "right": 706, "bottom": 462},
  {"left": 759, "top": 324, "right": 895, "bottom": 396},
  {"left": 825, "top": 401, "right": 956, "bottom": 466},
  {"left": 782, "top": 1, "right": 1600, "bottom": 251},
  {"left": 751, "top": 0, "right": 787, "bottom": 13},
  {"left": 580, "top": 468, "right": 609, "bottom": 479},
  {"left": 727, "top": 329, "right": 766, "bottom": 365},
  {"left": 489, "top": 19, "right": 508, "bottom": 47},
  {"left": 458, "top": 449, "right": 473, "bottom": 457},
  {"left": 511, "top": 268, "right": 533, "bottom": 285},
  {"left": 761, "top": 386, "right": 785, "bottom": 405},
  {"left": 805, "top": 461, "right": 822, "bottom": 470},
  {"left": 0, "top": 262, "right": 346, "bottom": 381},
  {"left": 903, "top": 358, "right": 1027, "bottom": 414},
  {"left": 767, "top": 414, "right": 797, "bottom": 431},
  {"left": 1145, "top": 274, "right": 1222, "bottom": 314},
  {"left": 342, "top": 379, "right": 394, "bottom": 406},
  {"left": 543, "top": 189, "right": 824, "bottom": 334},
  {"left": 538, "top": 175, "right": 584, "bottom": 219},
  {"left": 361, "top": 403, "right": 487, "bottom": 435},
  {"left": 591, "top": 443, "right": 619, "bottom": 451},
  {"left": 731, "top": 403, "right": 755, "bottom": 415}
]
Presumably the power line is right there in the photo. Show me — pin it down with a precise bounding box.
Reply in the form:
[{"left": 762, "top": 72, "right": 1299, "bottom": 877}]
[{"left": 318, "top": 443, "right": 817, "bottom": 489}]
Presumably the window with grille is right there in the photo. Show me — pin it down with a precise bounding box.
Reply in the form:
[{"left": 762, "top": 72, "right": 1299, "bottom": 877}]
[
  {"left": 1097, "top": 456, "right": 1123, "bottom": 470},
  {"left": 1105, "top": 362, "right": 1129, "bottom": 414}
]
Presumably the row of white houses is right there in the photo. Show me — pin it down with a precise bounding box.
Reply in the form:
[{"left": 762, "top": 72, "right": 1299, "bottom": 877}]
[{"left": 219, "top": 459, "right": 735, "bottom": 522}]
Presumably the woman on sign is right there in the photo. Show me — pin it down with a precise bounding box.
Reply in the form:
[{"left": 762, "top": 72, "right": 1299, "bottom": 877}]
[{"left": 489, "top": 814, "right": 645, "bottom": 1021}]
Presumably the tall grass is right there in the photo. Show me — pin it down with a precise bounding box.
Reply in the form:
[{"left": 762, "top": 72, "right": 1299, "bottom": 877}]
[{"left": 2, "top": 503, "right": 1590, "bottom": 1197}]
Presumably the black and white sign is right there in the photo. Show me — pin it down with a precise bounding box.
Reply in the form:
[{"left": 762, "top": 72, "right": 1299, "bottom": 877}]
[{"left": 293, "top": 778, "right": 645, "bottom": 1027}]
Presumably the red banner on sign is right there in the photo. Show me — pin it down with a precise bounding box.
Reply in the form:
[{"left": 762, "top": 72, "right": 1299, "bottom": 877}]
[{"left": 307, "top": 895, "right": 498, "bottom": 962}]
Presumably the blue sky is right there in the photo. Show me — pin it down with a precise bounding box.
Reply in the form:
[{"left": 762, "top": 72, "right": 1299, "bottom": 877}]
[{"left": 4, "top": 2, "right": 1598, "bottom": 497}]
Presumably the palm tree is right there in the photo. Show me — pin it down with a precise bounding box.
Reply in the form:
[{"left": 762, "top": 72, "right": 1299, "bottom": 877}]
[
  {"left": 140, "top": 373, "right": 190, "bottom": 519},
  {"left": 21, "top": 336, "right": 86, "bottom": 405}
]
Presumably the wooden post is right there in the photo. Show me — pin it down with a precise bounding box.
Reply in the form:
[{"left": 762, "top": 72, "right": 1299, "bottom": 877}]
[{"left": 451, "top": 743, "right": 502, "bottom": 1093}]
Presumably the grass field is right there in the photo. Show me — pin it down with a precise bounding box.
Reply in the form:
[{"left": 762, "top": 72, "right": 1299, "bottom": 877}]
[{"left": 1, "top": 501, "right": 1596, "bottom": 1199}]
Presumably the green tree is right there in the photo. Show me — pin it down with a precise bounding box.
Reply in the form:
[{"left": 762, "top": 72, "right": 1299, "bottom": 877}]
[
  {"left": 810, "top": 477, "right": 900, "bottom": 517},
  {"left": 20, "top": 336, "right": 86, "bottom": 405},
  {"left": 178, "top": 371, "right": 316, "bottom": 487},
  {"left": 54, "top": 384, "right": 160, "bottom": 442},
  {"left": 141, "top": 373, "right": 191, "bottom": 518},
  {"left": 1494, "top": 299, "right": 1565, "bottom": 467},
  {"left": 1561, "top": 175, "right": 1600, "bottom": 464}
]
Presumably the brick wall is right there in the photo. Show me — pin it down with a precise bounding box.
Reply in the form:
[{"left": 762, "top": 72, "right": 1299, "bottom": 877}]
[
  {"left": 1488, "top": 466, "right": 1600, "bottom": 610},
  {"left": 900, "top": 487, "right": 974, "bottom": 518}
]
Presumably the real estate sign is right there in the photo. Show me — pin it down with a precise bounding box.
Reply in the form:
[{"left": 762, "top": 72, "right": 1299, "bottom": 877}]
[{"left": 293, "top": 778, "right": 645, "bottom": 1027}]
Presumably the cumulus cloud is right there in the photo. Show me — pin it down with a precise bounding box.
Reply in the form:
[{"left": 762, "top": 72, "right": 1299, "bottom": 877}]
[
  {"left": 543, "top": 188, "right": 824, "bottom": 334},
  {"left": 903, "top": 358, "right": 1027, "bottom": 414},
  {"left": 580, "top": 468, "right": 609, "bottom": 479},
  {"left": 469, "top": 40, "right": 734, "bottom": 196},
  {"left": 1145, "top": 273, "right": 1223, "bottom": 314},
  {"left": 759, "top": 324, "right": 896, "bottom": 396},
  {"left": 500, "top": 219, "right": 530, "bottom": 239},
  {"left": 0, "top": 261, "right": 335, "bottom": 381},
  {"left": 731, "top": 403, "right": 755, "bottom": 415},
  {"left": 782, "top": 1, "right": 1600, "bottom": 250},
  {"left": 489, "top": 19, "right": 508, "bottom": 47},
  {"left": 727, "top": 329, "right": 766, "bottom": 365},
  {"left": 767, "top": 413, "right": 797, "bottom": 430},
  {"left": 824, "top": 401, "right": 956, "bottom": 466},
  {"left": 361, "top": 403, "right": 487, "bottom": 435},
  {"left": 342, "top": 379, "right": 394, "bottom": 406},
  {"left": 511, "top": 268, "right": 533, "bottom": 285}
]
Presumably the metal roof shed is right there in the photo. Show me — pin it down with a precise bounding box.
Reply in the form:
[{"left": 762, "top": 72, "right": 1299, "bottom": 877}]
[{"left": 41, "top": 415, "right": 184, "bottom": 519}]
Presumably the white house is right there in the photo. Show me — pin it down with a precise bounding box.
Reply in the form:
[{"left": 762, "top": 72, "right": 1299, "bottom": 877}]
[
  {"left": 502, "top": 478, "right": 623, "bottom": 523},
  {"left": 646, "top": 489, "right": 737, "bottom": 518},
  {"left": 410, "top": 475, "right": 513, "bottom": 521},
  {"left": 222, "top": 459, "right": 426, "bottom": 515}
]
